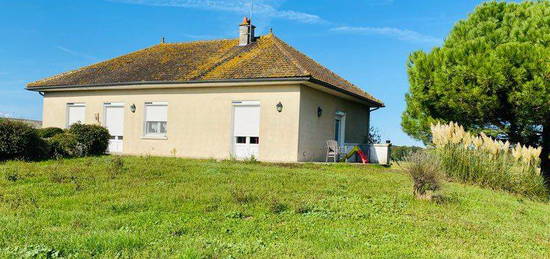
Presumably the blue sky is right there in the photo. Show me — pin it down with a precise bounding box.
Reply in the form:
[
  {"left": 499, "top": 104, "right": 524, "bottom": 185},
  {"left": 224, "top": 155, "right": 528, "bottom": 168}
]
[{"left": 0, "top": 0, "right": 491, "bottom": 146}]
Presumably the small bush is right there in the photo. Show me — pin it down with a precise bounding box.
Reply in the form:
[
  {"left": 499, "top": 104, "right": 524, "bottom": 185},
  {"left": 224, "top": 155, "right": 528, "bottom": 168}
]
[
  {"left": 68, "top": 123, "right": 110, "bottom": 156},
  {"left": 36, "top": 127, "right": 64, "bottom": 138},
  {"left": 0, "top": 120, "right": 49, "bottom": 161},
  {"left": 401, "top": 151, "right": 442, "bottom": 200},
  {"left": 48, "top": 133, "right": 80, "bottom": 158}
]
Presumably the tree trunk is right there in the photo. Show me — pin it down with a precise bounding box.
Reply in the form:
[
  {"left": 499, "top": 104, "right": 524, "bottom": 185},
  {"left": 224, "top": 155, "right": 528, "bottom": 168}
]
[
  {"left": 509, "top": 121, "right": 521, "bottom": 143},
  {"left": 541, "top": 118, "right": 550, "bottom": 185}
]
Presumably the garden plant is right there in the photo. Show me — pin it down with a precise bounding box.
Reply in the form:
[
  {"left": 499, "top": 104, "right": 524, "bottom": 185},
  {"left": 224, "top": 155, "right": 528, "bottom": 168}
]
[{"left": 430, "top": 122, "right": 547, "bottom": 200}]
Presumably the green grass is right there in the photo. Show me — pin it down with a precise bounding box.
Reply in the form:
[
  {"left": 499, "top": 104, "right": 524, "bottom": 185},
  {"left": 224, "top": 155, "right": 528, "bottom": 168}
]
[{"left": 0, "top": 156, "right": 549, "bottom": 258}]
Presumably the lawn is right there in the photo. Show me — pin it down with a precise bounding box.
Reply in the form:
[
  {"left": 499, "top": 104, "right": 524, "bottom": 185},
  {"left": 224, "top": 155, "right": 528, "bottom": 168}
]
[{"left": 0, "top": 156, "right": 549, "bottom": 258}]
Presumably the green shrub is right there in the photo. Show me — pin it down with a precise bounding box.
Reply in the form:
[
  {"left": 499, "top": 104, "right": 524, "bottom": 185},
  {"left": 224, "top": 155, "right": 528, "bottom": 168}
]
[
  {"left": 68, "top": 123, "right": 110, "bottom": 156},
  {"left": 48, "top": 133, "right": 80, "bottom": 158},
  {"left": 37, "top": 127, "right": 64, "bottom": 138},
  {"left": 401, "top": 151, "right": 442, "bottom": 200},
  {"left": 0, "top": 120, "right": 49, "bottom": 161}
]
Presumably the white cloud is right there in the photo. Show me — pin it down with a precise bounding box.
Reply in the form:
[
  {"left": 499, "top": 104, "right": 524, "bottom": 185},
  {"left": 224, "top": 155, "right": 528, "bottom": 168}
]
[
  {"left": 330, "top": 26, "right": 442, "bottom": 45},
  {"left": 108, "top": 0, "right": 327, "bottom": 24},
  {"left": 56, "top": 46, "right": 98, "bottom": 61},
  {"left": 269, "top": 9, "right": 325, "bottom": 24}
]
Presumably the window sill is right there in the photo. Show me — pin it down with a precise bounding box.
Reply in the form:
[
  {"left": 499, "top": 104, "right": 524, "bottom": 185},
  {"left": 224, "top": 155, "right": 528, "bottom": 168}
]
[{"left": 141, "top": 136, "right": 168, "bottom": 140}]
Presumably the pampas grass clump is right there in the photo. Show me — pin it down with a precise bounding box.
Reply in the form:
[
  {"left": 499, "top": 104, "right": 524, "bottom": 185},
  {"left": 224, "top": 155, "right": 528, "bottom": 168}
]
[{"left": 431, "top": 122, "right": 547, "bottom": 200}]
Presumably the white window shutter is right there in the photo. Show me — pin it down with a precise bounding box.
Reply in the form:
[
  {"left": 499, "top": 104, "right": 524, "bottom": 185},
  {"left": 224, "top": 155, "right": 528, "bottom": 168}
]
[
  {"left": 145, "top": 105, "right": 167, "bottom": 122},
  {"left": 68, "top": 105, "right": 85, "bottom": 126},
  {"left": 233, "top": 105, "right": 260, "bottom": 137}
]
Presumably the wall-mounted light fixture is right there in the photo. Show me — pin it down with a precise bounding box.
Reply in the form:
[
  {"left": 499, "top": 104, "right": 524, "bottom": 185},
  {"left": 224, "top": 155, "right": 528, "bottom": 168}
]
[
  {"left": 130, "top": 104, "right": 136, "bottom": 113},
  {"left": 317, "top": 106, "right": 323, "bottom": 117},
  {"left": 276, "top": 102, "right": 283, "bottom": 113}
]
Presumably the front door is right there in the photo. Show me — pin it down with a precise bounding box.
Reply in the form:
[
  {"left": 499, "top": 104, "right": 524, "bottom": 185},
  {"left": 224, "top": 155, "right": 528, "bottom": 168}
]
[
  {"left": 232, "top": 101, "right": 260, "bottom": 159},
  {"left": 335, "top": 112, "right": 346, "bottom": 147},
  {"left": 104, "top": 103, "right": 124, "bottom": 153}
]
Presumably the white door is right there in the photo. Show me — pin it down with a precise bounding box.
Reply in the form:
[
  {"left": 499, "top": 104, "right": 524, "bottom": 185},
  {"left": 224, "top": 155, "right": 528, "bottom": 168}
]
[
  {"left": 233, "top": 101, "right": 260, "bottom": 159},
  {"left": 104, "top": 103, "right": 124, "bottom": 153}
]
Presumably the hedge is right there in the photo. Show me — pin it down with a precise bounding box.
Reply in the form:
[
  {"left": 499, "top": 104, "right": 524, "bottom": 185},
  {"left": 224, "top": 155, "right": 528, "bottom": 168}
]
[
  {"left": 0, "top": 119, "right": 49, "bottom": 161},
  {"left": 0, "top": 121, "right": 111, "bottom": 161},
  {"left": 48, "top": 132, "right": 80, "bottom": 158},
  {"left": 37, "top": 127, "right": 64, "bottom": 138}
]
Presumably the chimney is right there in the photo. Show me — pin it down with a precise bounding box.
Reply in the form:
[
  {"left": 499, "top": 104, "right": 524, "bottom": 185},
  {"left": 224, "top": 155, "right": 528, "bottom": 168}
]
[{"left": 239, "top": 17, "right": 255, "bottom": 46}]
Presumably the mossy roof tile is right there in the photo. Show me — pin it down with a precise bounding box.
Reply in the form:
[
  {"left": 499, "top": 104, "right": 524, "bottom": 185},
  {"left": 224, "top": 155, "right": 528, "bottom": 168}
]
[{"left": 28, "top": 34, "right": 382, "bottom": 105}]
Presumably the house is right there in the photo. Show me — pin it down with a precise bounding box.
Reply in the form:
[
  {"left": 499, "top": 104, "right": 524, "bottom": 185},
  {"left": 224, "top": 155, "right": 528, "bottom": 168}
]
[{"left": 26, "top": 18, "right": 384, "bottom": 162}]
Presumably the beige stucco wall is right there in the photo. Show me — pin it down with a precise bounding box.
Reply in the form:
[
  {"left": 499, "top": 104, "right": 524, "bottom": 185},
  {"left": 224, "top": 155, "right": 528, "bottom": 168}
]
[
  {"left": 42, "top": 84, "right": 301, "bottom": 162},
  {"left": 297, "top": 86, "right": 370, "bottom": 162}
]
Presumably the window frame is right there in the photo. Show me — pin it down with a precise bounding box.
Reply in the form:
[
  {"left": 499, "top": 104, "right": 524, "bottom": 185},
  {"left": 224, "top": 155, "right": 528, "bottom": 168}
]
[
  {"left": 143, "top": 102, "right": 168, "bottom": 138},
  {"left": 66, "top": 102, "right": 86, "bottom": 128}
]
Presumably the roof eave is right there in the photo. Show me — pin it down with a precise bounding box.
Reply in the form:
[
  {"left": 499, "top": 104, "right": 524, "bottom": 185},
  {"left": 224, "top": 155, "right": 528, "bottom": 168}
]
[
  {"left": 306, "top": 78, "right": 384, "bottom": 107},
  {"left": 26, "top": 76, "right": 384, "bottom": 107},
  {"left": 25, "top": 77, "right": 312, "bottom": 91}
]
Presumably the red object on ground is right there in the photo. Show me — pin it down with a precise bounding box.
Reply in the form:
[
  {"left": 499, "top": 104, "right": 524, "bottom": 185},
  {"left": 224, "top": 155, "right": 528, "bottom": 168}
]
[{"left": 357, "top": 149, "right": 368, "bottom": 164}]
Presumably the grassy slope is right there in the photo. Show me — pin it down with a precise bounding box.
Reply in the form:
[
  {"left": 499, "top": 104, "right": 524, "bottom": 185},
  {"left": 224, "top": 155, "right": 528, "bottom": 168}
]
[{"left": 0, "top": 156, "right": 549, "bottom": 258}]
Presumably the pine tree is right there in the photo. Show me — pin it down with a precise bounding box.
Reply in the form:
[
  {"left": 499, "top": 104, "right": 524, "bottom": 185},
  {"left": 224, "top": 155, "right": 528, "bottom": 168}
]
[{"left": 402, "top": 1, "right": 550, "bottom": 180}]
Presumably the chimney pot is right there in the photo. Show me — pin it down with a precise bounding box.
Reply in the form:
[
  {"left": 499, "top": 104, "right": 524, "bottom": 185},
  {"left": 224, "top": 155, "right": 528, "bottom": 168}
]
[{"left": 239, "top": 16, "right": 255, "bottom": 46}]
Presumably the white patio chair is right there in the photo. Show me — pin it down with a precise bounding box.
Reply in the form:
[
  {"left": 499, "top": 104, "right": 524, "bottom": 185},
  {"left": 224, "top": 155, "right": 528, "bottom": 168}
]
[{"left": 325, "top": 140, "right": 340, "bottom": 162}]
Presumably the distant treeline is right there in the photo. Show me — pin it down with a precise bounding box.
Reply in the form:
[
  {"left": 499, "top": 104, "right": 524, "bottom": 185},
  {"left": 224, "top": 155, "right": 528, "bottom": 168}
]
[{"left": 391, "top": 145, "right": 424, "bottom": 161}]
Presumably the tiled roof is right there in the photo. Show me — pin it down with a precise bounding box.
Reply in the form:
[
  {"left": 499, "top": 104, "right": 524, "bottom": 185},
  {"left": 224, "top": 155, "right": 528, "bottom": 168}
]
[{"left": 27, "top": 34, "right": 383, "bottom": 106}]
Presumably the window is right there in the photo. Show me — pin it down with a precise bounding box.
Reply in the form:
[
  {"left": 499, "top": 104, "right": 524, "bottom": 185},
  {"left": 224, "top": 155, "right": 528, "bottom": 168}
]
[
  {"left": 144, "top": 102, "right": 168, "bottom": 137},
  {"left": 67, "top": 103, "right": 86, "bottom": 128},
  {"left": 250, "top": 137, "right": 259, "bottom": 144},
  {"left": 236, "top": 136, "right": 246, "bottom": 144}
]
